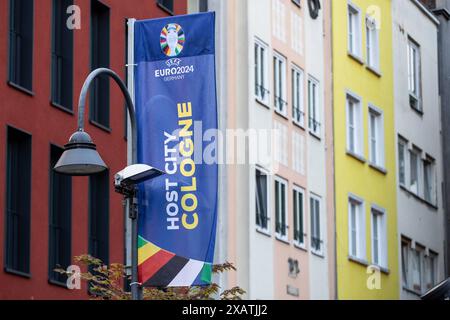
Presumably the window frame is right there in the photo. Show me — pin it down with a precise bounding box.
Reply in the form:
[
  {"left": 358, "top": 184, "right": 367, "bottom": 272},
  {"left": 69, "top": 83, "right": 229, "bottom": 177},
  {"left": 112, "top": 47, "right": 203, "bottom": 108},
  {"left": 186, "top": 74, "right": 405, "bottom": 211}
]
[
  {"left": 370, "top": 205, "right": 387, "bottom": 269},
  {"left": 274, "top": 176, "right": 289, "bottom": 242},
  {"left": 348, "top": 194, "right": 366, "bottom": 261},
  {"left": 407, "top": 37, "right": 422, "bottom": 112},
  {"left": 308, "top": 76, "right": 321, "bottom": 138},
  {"left": 292, "top": 64, "right": 305, "bottom": 128},
  {"left": 398, "top": 136, "right": 408, "bottom": 187},
  {"left": 368, "top": 104, "right": 385, "bottom": 169},
  {"left": 255, "top": 166, "right": 270, "bottom": 235},
  {"left": 273, "top": 52, "right": 288, "bottom": 117},
  {"left": 366, "top": 15, "right": 380, "bottom": 71},
  {"left": 346, "top": 91, "right": 363, "bottom": 157},
  {"left": 254, "top": 38, "right": 270, "bottom": 107},
  {"left": 409, "top": 146, "right": 422, "bottom": 196},
  {"left": 423, "top": 155, "right": 436, "bottom": 205},
  {"left": 347, "top": 2, "right": 362, "bottom": 59},
  {"left": 293, "top": 185, "right": 306, "bottom": 249},
  {"left": 310, "top": 193, "right": 323, "bottom": 256}
]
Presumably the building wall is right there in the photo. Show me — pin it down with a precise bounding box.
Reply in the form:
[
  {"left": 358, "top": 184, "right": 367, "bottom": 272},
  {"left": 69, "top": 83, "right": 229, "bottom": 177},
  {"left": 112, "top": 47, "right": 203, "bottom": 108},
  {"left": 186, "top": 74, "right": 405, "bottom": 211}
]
[
  {"left": 0, "top": 0, "right": 187, "bottom": 300},
  {"left": 332, "top": 0, "right": 399, "bottom": 299},
  {"left": 392, "top": 0, "right": 445, "bottom": 300}
]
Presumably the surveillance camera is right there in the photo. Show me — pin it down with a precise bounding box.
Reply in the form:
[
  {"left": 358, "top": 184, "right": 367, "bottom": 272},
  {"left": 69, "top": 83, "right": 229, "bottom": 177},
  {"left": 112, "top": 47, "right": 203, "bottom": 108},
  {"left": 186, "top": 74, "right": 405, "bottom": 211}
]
[{"left": 114, "top": 164, "right": 165, "bottom": 194}]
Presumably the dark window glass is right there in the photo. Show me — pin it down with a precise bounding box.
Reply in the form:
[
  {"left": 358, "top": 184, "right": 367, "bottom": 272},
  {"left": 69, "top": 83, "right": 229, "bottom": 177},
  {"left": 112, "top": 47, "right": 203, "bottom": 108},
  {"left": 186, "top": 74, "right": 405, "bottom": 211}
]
[
  {"left": 255, "top": 169, "right": 268, "bottom": 230},
  {"left": 90, "top": 0, "right": 110, "bottom": 128},
  {"left": 89, "top": 170, "right": 109, "bottom": 264},
  {"left": 9, "top": 0, "right": 34, "bottom": 91},
  {"left": 5, "top": 126, "right": 32, "bottom": 275},
  {"left": 157, "top": 0, "right": 174, "bottom": 13},
  {"left": 51, "top": 0, "right": 74, "bottom": 110},
  {"left": 199, "top": 0, "right": 208, "bottom": 12},
  {"left": 48, "top": 145, "right": 72, "bottom": 284}
]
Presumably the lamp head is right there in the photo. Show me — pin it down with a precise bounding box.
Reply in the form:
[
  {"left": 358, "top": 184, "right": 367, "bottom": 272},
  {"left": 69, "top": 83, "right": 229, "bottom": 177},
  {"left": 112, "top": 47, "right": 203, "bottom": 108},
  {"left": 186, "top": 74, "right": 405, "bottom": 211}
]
[{"left": 54, "top": 130, "right": 108, "bottom": 176}]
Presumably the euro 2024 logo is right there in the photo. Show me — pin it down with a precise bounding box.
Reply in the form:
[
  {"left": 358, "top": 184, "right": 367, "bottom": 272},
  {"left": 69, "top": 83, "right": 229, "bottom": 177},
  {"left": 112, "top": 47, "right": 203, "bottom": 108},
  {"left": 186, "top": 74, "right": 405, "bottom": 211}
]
[{"left": 160, "top": 23, "right": 185, "bottom": 57}]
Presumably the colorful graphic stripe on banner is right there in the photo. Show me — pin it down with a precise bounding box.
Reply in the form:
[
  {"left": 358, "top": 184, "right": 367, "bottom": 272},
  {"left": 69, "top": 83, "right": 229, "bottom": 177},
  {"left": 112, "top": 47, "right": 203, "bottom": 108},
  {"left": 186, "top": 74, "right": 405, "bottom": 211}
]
[{"left": 138, "top": 236, "right": 212, "bottom": 287}]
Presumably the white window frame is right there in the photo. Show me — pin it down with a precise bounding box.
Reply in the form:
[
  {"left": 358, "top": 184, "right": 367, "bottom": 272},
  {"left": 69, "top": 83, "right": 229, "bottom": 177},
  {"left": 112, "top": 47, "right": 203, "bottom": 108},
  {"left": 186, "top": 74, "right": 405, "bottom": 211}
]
[
  {"left": 274, "top": 52, "right": 287, "bottom": 116},
  {"left": 255, "top": 38, "right": 270, "bottom": 106},
  {"left": 348, "top": 2, "right": 362, "bottom": 59},
  {"left": 346, "top": 91, "right": 363, "bottom": 157},
  {"left": 407, "top": 37, "right": 422, "bottom": 111},
  {"left": 255, "top": 166, "right": 270, "bottom": 234},
  {"left": 398, "top": 136, "right": 408, "bottom": 187},
  {"left": 409, "top": 146, "right": 422, "bottom": 196},
  {"left": 310, "top": 193, "right": 323, "bottom": 256},
  {"left": 401, "top": 237, "right": 411, "bottom": 289},
  {"left": 308, "top": 76, "right": 321, "bottom": 138},
  {"left": 412, "top": 243, "right": 425, "bottom": 294},
  {"left": 423, "top": 156, "right": 436, "bottom": 205},
  {"left": 292, "top": 64, "right": 305, "bottom": 127},
  {"left": 348, "top": 194, "right": 366, "bottom": 261},
  {"left": 366, "top": 15, "right": 380, "bottom": 71},
  {"left": 371, "top": 205, "right": 387, "bottom": 269},
  {"left": 425, "top": 251, "right": 438, "bottom": 290},
  {"left": 293, "top": 185, "right": 306, "bottom": 249},
  {"left": 274, "top": 176, "right": 288, "bottom": 242},
  {"left": 368, "top": 104, "right": 385, "bottom": 169}
]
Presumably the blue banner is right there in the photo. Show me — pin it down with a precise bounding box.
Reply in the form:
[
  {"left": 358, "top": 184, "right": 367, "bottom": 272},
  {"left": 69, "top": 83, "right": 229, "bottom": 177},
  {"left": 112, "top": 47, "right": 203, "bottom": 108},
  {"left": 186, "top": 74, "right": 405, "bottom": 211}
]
[{"left": 134, "top": 12, "right": 218, "bottom": 287}]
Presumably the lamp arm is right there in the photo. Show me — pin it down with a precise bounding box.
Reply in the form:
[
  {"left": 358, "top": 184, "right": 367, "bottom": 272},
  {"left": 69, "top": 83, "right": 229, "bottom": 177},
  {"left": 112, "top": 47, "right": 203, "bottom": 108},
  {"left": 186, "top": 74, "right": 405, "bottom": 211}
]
[{"left": 77, "top": 68, "right": 137, "bottom": 163}]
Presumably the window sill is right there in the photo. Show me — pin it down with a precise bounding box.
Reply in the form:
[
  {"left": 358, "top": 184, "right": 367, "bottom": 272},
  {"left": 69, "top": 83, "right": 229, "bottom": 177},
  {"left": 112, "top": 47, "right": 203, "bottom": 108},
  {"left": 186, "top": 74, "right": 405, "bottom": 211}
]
[
  {"left": 4, "top": 267, "right": 31, "bottom": 279},
  {"left": 293, "top": 120, "right": 306, "bottom": 131},
  {"left": 311, "top": 250, "right": 325, "bottom": 258},
  {"left": 51, "top": 101, "right": 74, "bottom": 115},
  {"left": 402, "top": 286, "right": 422, "bottom": 297},
  {"left": 370, "top": 264, "right": 390, "bottom": 275},
  {"left": 275, "top": 234, "right": 290, "bottom": 245},
  {"left": 157, "top": 3, "right": 174, "bottom": 15},
  {"left": 8, "top": 81, "right": 34, "bottom": 96},
  {"left": 255, "top": 97, "right": 271, "bottom": 109},
  {"left": 256, "top": 228, "right": 272, "bottom": 238},
  {"left": 274, "top": 109, "right": 289, "bottom": 120},
  {"left": 348, "top": 255, "right": 369, "bottom": 267},
  {"left": 410, "top": 105, "right": 424, "bottom": 117},
  {"left": 369, "top": 163, "right": 387, "bottom": 175},
  {"left": 89, "top": 120, "right": 111, "bottom": 133},
  {"left": 366, "top": 65, "right": 382, "bottom": 77},
  {"left": 347, "top": 52, "right": 364, "bottom": 65},
  {"left": 399, "top": 185, "right": 438, "bottom": 210},
  {"left": 309, "top": 130, "right": 321, "bottom": 141},
  {"left": 294, "top": 241, "right": 307, "bottom": 252},
  {"left": 346, "top": 150, "right": 366, "bottom": 164},
  {"left": 48, "top": 279, "right": 69, "bottom": 289}
]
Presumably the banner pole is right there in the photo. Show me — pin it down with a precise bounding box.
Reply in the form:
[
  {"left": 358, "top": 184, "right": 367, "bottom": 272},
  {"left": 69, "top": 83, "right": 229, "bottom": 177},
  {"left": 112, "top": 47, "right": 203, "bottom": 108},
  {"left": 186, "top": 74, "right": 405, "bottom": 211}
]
[{"left": 126, "top": 17, "right": 140, "bottom": 300}]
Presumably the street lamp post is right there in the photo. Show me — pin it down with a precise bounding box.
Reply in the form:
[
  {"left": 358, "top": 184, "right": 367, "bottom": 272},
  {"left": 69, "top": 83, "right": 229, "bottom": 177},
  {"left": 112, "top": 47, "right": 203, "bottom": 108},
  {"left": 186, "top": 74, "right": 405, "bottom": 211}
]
[{"left": 54, "top": 68, "right": 143, "bottom": 300}]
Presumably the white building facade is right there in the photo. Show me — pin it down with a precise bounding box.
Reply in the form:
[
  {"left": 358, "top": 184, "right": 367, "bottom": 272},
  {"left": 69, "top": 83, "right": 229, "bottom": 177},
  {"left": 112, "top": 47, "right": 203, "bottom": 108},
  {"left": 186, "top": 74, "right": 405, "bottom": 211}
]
[{"left": 392, "top": 0, "right": 446, "bottom": 299}]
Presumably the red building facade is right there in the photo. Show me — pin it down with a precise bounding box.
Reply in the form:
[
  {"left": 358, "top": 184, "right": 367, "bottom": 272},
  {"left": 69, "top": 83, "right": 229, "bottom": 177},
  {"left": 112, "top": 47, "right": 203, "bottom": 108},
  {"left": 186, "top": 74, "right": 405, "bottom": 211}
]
[{"left": 0, "top": 0, "right": 187, "bottom": 299}]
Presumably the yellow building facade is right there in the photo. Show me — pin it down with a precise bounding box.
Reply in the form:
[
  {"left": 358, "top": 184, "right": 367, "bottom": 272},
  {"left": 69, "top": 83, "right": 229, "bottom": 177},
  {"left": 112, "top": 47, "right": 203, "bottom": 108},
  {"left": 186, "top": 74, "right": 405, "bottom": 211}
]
[{"left": 332, "top": 0, "right": 399, "bottom": 299}]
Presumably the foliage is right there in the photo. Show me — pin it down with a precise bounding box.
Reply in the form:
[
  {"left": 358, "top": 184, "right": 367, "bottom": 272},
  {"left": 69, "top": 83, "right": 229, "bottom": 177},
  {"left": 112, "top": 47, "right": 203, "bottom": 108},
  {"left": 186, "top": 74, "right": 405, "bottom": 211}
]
[{"left": 56, "top": 255, "right": 245, "bottom": 300}]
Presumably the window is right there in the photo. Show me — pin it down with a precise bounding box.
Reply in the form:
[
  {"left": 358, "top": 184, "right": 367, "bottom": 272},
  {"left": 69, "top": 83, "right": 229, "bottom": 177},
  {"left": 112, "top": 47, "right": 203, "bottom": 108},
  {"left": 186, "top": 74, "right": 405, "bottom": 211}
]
[
  {"left": 308, "top": 77, "right": 321, "bottom": 137},
  {"left": 199, "top": 0, "right": 208, "bottom": 12},
  {"left": 425, "top": 251, "right": 438, "bottom": 290},
  {"left": 90, "top": 0, "right": 110, "bottom": 128},
  {"left": 398, "top": 137, "right": 407, "bottom": 186},
  {"left": 52, "top": 0, "right": 74, "bottom": 111},
  {"left": 254, "top": 40, "right": 269, "bottom": 105},
  {"left": 368, "top": 106, "right": 384, "bottom": 168},
  {"left": 346, "top": 93, "right": 362, "bottom": 156},
  {"left": 409, "top": 147, "right": 421, "bottom": 195},
  {"left": 292, "top": 66, "right": 305, "bottom": 127},
  {"left": 348, "top": 3, "right": 361, "bottom": 58},
  {"left": 48, "top": 145, "right": 72, "bottom": 285},
  {"left": 157, "top": 0, "right": 173, "bottom": 13},
  {"left": 255, "top": 168, "right": 269, "bottom": 232},
  {"left": 292, "top": 0, "right": 301, "bottom": 6},
  {"left": 293, "top": 186, "right": 305, "bottom": 247},
  {"left": 423, "top": 156, "right": 436, "bottom": 204},
  {"left": 275, "top": 177, "right": 288, "bottom": 240},
  {"left": 310, "top": 195, "right": 322, "bottom": 254},
  {"left": 366, "top": 16, "right": 379, "bottom": 70},
  {"left": 89, "top": 170, "right": 110, "bottom": 264},
  {"left": 411, "top": 244, "right": 424, "bottom": 293},
  {"left": 401, "top": 237, "right": 410, "bottom": 289},
  {"left": 9, "top": 0, "right": 34, "bottom": 91},
  {"left": 371, "top": 206, "right": 387, "bottom": 268},
  {"left": 348, "top": 196, "right": 365, "bottom": 260},
  {"left": 274, "top": 53, "right": 287, "bottom": 116},
  {"left": 408, "top": 38, "right": 421, "bottom": 111},
  {"left": 5, "top": 126, "right": 32, "bottom": 275}
]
